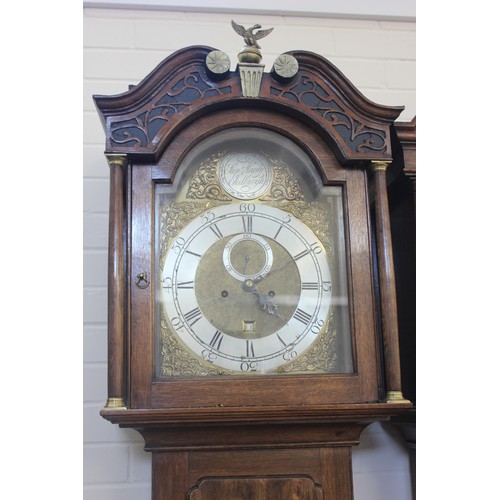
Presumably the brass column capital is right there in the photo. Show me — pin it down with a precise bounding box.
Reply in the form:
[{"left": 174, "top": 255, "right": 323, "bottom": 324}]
[
  {"left": 370, "top": 160, "right": 391, "bottom": 172},
  {"left": 105, "top": 153, "right": 128, "bottom": 168}
]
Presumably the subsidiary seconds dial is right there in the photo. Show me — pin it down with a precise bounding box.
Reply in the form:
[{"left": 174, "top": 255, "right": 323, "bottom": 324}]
[{"left": 161, "top": 203, "right": 333, "bottom": 373}]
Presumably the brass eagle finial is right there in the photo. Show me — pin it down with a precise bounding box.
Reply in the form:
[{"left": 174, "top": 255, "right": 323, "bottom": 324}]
[{"left": 231, "top": 20, "right": 274, "bottom": 50}]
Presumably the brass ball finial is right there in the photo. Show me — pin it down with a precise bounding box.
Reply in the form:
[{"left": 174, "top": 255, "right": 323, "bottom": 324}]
[{"left": 238, "top": 46, "right": 263, "bottom": 64}]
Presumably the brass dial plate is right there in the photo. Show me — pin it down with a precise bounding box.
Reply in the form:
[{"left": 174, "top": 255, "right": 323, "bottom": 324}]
[{"left": 160, "top": 203, "right": 332, "bottom": 373}]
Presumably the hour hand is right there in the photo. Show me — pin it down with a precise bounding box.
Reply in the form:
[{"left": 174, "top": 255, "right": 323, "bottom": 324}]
[
  {"left": 242, "top": 279, "right": 286, "bottom": 321},
  {"left": 253, "top": 290, "right": 278, "bottom": 315},
  {"left": 254, "top": 291, "right": 286, "bottom": 321}
]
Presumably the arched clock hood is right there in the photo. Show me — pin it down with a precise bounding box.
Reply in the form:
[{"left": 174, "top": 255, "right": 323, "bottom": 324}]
[{"left": 94, "top": 45, "right": 403, "bottom": 164}]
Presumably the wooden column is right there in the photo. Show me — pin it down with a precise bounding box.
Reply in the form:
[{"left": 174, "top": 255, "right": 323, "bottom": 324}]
[
  {"left": 371, "top": 161, "right": 410, "bottom": 403},
  {"left": 104, "top": 153, "right": 127, "bottom": 409}
]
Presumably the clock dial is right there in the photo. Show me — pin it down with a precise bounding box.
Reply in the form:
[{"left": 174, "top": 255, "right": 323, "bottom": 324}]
[
  {"left": 155, "top": 127, "right": 353, "bottom": 377},
  {"left": 160, "top": 203, "right": 332, "bottom": 373}
]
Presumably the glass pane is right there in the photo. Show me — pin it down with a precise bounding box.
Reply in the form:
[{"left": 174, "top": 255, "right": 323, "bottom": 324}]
[{"left": 155, "top": 128, "right": 352, "bottom": 377}]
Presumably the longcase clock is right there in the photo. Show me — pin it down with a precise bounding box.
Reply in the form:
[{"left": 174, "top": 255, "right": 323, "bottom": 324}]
[{"left": 94, "top": 22, "right": 413, "bottom": 500}]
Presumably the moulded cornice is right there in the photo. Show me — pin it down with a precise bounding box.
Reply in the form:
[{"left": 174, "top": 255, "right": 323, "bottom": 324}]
[{"left": 94, "top": 45, "right": 404, "bottom": 163}]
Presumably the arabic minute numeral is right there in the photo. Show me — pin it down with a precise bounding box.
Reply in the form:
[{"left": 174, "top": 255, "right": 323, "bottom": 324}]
[
  {"left": 273, "top": 215, "right": 290, "bottom": 239},
  {"left": 170, "top": 316, "right": 185, "bottom": 331},
  {"left": 309, "top": 242, "right": 322, "bottom": 254},
  {"left": 172, "top": 237, "right": 186, "bottom": 254},
  {"left": 162, "top": 277, "right": 173, "bottom": 291},
  {"left": 240, "top": 361, "right": 258, "bottom": 372},
  {"left": 201, "top": 350, "right": 217, "bottom": 363},
  {"left": 239, "top": 203, "right": 256, "bottom": 212},
  {"left": 283, "top": 349, "right": 298, "bottom": 362},
  {"left": 201, "top": 211, "right": 216, "bottom": 224},
  {"left": 311, "top": 319, "right": 325, "bottom": 335}
]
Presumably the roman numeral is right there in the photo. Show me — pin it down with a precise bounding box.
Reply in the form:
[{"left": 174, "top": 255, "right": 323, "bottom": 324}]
[
  {"left": 273, "top": 224, "right": 284, "bottom": 240},
  {"left": 209, "top": 330, "right": 223, "bottom": 350},
  {"left": 246, "top": 340, "right": 255, "bottom": 357},
  {"left": 293, "top": 248, "right": 310, "bottom": 261},
  {"left": 185, "top": 249, "right": 202, "bottom": 258},
  {"left": 177, "top": 280, "right": 194, "bottom": 289},
  {"left": 184, "top": 307, "right": 202, "bottom": 327},
  {"left": 208, "top": 223, "right": 223, "bottom": 239},
  {"left": 293, "top": 308, "right": 312, "bottom": 325},
  {"left": 301, "top": 282, "right": 319, "bottom": 290},
  {"left": 276, "top": 334, "right": 288, "bottom": 348},
  {"left": 294, "top": 242, "right": 322, "bottom": 261},
  {"left": 242, "top": 215, "right": 253, "bottom": 233}
]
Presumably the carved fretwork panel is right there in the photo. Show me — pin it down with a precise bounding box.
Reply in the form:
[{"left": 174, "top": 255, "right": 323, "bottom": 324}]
[
  {"left": 267, "top": 50, "right": 402, "bottom": 162},
  {"left": 95, "top": 48, "right": 239, "bottom": 156},
  {"left": 108, "top": 69, "right": 237, "bottom": 151},
  {"left": 268, "top": 74, "right": 389, "bottom": 157},
  {"left": 189, "top": 476, "right": 323, "bottom": 500}
]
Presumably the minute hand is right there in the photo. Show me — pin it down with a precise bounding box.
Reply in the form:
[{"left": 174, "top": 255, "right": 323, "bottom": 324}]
[{"left": 254, "top": 258, "right": 294, "bottom": 282}]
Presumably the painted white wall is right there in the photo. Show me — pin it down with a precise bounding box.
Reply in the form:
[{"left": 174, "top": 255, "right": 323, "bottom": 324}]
[
  {"left": 83, "top": 6, "right": 415, "bottom": 499},
  {"left": 83, "top": 0, "right": 416, "bottom": 20}
]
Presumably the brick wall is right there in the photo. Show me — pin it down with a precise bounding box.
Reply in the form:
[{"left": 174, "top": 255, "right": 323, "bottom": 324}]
[{"left": 83, "top": 7, "right": 415, "bottom": 500}]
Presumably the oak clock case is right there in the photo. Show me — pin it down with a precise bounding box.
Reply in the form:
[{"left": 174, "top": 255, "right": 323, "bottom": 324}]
[
  {"left": 155, "top": 128, "right": 353, "bottom": 379},
  {"left": 95, "top": 31, "right": 413, "bottom": 500}
]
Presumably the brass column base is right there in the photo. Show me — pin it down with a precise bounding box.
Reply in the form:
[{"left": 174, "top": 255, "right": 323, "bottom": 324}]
[
  {"left": 386, "top": 391, "right": 412, "bottom": 404},
  {"left": 105, "top": 397, "right": 127, "bottom": 409}
]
